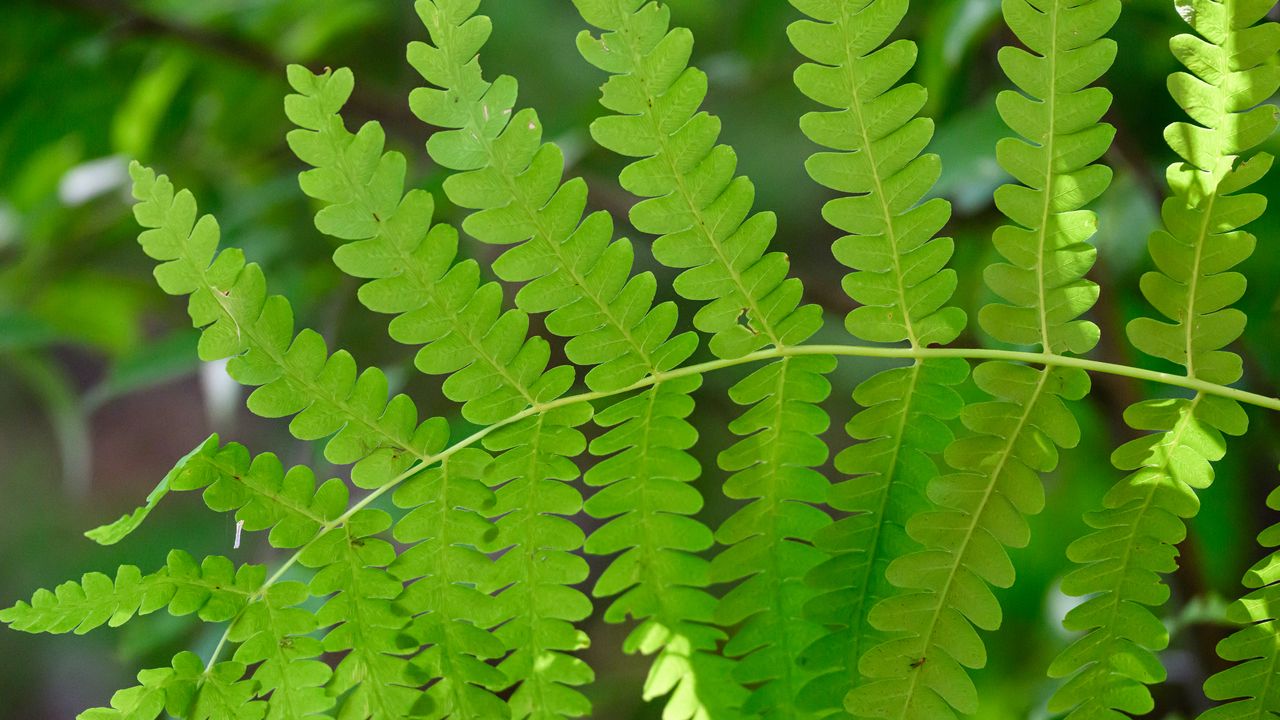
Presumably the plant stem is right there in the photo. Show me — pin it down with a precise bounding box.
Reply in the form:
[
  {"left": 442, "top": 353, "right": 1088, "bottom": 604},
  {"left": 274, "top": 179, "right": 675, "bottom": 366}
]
[{"left": 201, "top": 341, "right": 1280, "bottom": 668}]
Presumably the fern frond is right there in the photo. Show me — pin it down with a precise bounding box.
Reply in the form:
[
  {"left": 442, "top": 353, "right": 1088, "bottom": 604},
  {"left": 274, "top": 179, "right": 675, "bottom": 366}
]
[
  {"left": 300, "top": 508, "right": 423, "bottom": 718},
  {"left": 0, "top": 551, "right": 261, "bottom": 634},
  {"left": 1050, "top": 395, "right": 1246, "bottom": 716},
  {"left": 406, "top": 2, "right": 742, "bottom": 716},
  {"left": 14, "top": 433, "right": 342, "bottom": 717},
  {"left": 87, "top": 434, "right": 348, "bottom": 550},
  {"left": 285, "top": 51, "right": 597, "bottom": 717},
  {"left": 573, "top": 1, "right": 837, "bottom": 714},
  {"left": 839, "top": 1, "right": 1119, "bottom": 716},
  {"left": 288, "top": 64, "right": 574, "bottom": 717},
  {"left": 392, "top": 449, "right": 510, "bottom": 718},
  {"left": 128, "top": 163, "right": 438, "bottom": 491},
  {"left": 76, "top": 662, "right": 175, "bottom": 720},
  {"left": 1051, "top": 2, "right": 1279, "bottom": 715},
  {"left": 129, "top": 166, "right": 471, "bottom": 718},
  {"left": 79, "top": 652, "right": 262, "bottom": 720},
  {"left": 786, "top": 1, "right": 971, "bottom": 714},
  {"left": 229, "top": 581, "right": 335, "bottom": 719},
  {"left": 188, "top": 660, "right": 265, "bottom": 720},
  {"left": 285, "top": 65, "right": 571, "bottom": 425},
  {"left": 573, "top": 0, "right": 823, "bottom": 357},
  {"left": 788, "top": 0, "right": 967, "bottom": 350},
  {"left": 585, "top": 375, "right": 746, "bottom": 718},
  {"left": 1200, "top": 472, "right": 1280, "bottom": 719},
  {"left": 408, "top": 0, "right": 697, "bottom": 393}
]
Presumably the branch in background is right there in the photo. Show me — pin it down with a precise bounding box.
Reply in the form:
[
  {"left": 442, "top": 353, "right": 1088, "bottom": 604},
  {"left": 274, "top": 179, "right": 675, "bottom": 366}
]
[{"left": 46, "top": 0, "right": 429, "bottom": 142}]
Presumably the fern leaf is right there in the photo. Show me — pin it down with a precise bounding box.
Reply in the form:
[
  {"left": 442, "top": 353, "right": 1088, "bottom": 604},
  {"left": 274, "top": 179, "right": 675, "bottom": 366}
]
[
  {"left": 78, "top": 652, "right": 258, "bottom": 720},
  {"left": 287, "top": 53, "right": 597, "bottom": 718},
  {"left": 1051, "top": 2, "right": 1279, "bottom": 715},
  {"left": 128, "top": 163, "right": 439, "bottom": 491},
  {"left": 9, "top": 430, "right": 337, "bottom": 720},
  {"left": 285, "top": 65, "right": 572, "bottom": 425},
  {"left": 77, "top": 673, "right": 171, "bottom": 720},
  {"left": 287, "top": 63, "right": 573, "bottom": 718},
  {"left": 90, "top": 434, "right": 348, "bottom": 550},
  {"left": 229, "top": 581, "right": 335, "bottom": 719},
  {"left": 573, "top": 2, "right": 838, "bottom": 714},
  {"left": 188, "top": 660, "right": 266, "bottom": 720},
  {"left": 392, "top": 449, "right": 510, "bottom": 719},
  {"left": 129, "top": 165, "right": 496, "bottom": 717},
  {"left": 1200, "top": 472, "right": 1280, "bottom": 719},
  {"left": 0, "top": 551, "right": 261, "bottom": 634},
  {"left": 407, "top": 1, "right": 698, "bottom": 393},
  {"left": 585, "top": 375, "right": 746, "bottom": 718},
  {"left": 788, "top": 0, "right": 967, "bottom": 350},
  {"left": 573, "top": 0, "right": 824, "bottom": 358},
  {"left": 83, "top": 437, "right": 218, "bottom": 546},
  {"left": 300, "top": 508, "right": 423, "bottom": 718},
  {"left": 786, "top": 1, "right": 970, "bottom": 714},
  {"left": 841, "top": 1, "right": 1119, "bottom": 716},
  {"left": 407, "top": 2, "right": 742, "bottom": 716}
]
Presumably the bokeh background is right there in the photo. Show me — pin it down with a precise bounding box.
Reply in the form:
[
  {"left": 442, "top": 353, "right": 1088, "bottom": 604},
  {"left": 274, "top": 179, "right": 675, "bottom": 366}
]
[{"left": 2, "top": 1, "right": 1279, "bottom": 717}]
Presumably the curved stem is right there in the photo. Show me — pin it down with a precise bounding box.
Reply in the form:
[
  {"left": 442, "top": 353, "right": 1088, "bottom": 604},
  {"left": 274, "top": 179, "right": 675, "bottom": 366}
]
[{"left": 202, "top": 341, "right": 1280, "bottom": 669}]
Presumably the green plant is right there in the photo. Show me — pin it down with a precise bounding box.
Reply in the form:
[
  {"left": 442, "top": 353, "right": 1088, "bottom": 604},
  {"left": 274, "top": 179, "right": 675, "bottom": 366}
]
[{"left": 4, "top": 0, "right": 1280, "bottom": 718}]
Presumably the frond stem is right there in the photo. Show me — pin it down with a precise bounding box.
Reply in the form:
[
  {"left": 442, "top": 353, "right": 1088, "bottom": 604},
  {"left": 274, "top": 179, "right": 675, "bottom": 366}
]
[{"left": 201, "top": 342, "right": 1280, "bottom": 669}]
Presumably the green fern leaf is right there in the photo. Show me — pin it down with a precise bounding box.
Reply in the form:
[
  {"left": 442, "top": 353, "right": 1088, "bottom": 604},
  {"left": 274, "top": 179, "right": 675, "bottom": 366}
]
[
  {"left": 392, "top": 449, "right": 510, "bottom": 719},
  {"left": 299, "top": 509, "right": 423, "bottom": 718},
  {"left": 129, "top": 165, "right": 463, "bottom": 718},
  {"left": 1051, "top": 1, "right": 1279, "bottom": 716},
  {"left": 573, "top": 1, "right": 838, "bottom": 715},
  {"left": 83, "top": 436, "right": 218, "bottom": 546},
  {"left": 87, "top": 433, "right": 348, "bottom": 549},
  {"left": 786, "top": 1, "right": 971, "bottom": 715},
  {"left": 229, "top": 581, "right": 335, "bottom": 719},
  {"left": 407, "top": 0, "right": 698, "bottom": 391},
  {"left": 79, "top": 652, "right": 259, "bottom": 720},
  {"left": 285, "top": 65, "right": 573, "bottom": 424},
  {"left": 788, "top": 0, "right": 967, "bottom": 350},
  {"left": 287, "top": 54, "right": 598, "bottom": 717},
  {"left": 0, "top": 551, "right": 261, "bottom": 634},
  {"left": 12, "top": 3, "right": 1280, "bottom": 719},
  {"left": 1200, "top": 472, "right": 1280, "bottom": 719},
  {"left": 841, "top": 1, "right": 1119, "bottom": 717},
  {"left": 77, "top": 674, "right": 171, "bottom": 720},
  {"left": 584, "top": 375, "right": 746, "bottom": 718},
  {"left": 406, "top": 2, "right": 742, "bottom": 716},
  {"left": 9, "top": 429, "right": 338, "bottom": 719},
  {"left": 128, "top": 163, "right": 440, "bottom": 491},
  {"left": 188, "top": 659, "right": 266, "bottom": 720},
  {"left": 288, "top": 62, "right": 575, "bottom": 718},
  {"left": 574, "top": 0, "right": 824, "bottom": 358}
]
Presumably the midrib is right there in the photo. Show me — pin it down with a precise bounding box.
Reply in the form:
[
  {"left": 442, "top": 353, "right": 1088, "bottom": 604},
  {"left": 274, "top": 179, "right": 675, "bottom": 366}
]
[
  {"left": 1074, "top": 394, "right": 1202, "bottom": 707},
  {"left": 763, "top": 356, "right": 804, "bottom": 720},
  {"left": 893, "top": 368, "right": 1052, "bottom": 718},
  {"left": 515, "top": 413, "right": 553, "bottom": 712},
  {"left": 894, "top": 2, "right": 1066, "bottom": 713},
  {"left": 436, "top": 19, "right": 657, "bottom": 384},
  {"left": 838, "top": 4, "right": 922, "bottom": 349},
  {"left": 191, "top": 256, "right": 430, "bottom": 467},
  {"left": 435, "top": 457, "right": 480, "bottom": 717},
  {"left": 619, "top": 29, "right": 785, "bottom": 350},
  {"left": 1035, "top": 0, "right": 1062, "bottom": 352},
  {"left": 342, "top": 526, "right": 402, "bottom": 717},
  {"left": 847, "top": 361, "right": 926, "bottom": 671}
]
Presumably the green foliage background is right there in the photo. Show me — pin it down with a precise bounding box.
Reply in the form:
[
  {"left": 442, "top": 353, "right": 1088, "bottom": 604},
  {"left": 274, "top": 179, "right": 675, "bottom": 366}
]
[{"left": 1, "top": 0, "right": 1278, "bottom": 717}]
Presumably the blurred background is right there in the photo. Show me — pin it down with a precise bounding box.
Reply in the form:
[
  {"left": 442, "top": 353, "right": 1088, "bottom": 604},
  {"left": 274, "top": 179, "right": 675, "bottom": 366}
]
[{"left": 2, "top": 0, "right": 1279, "bottom": 717}]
